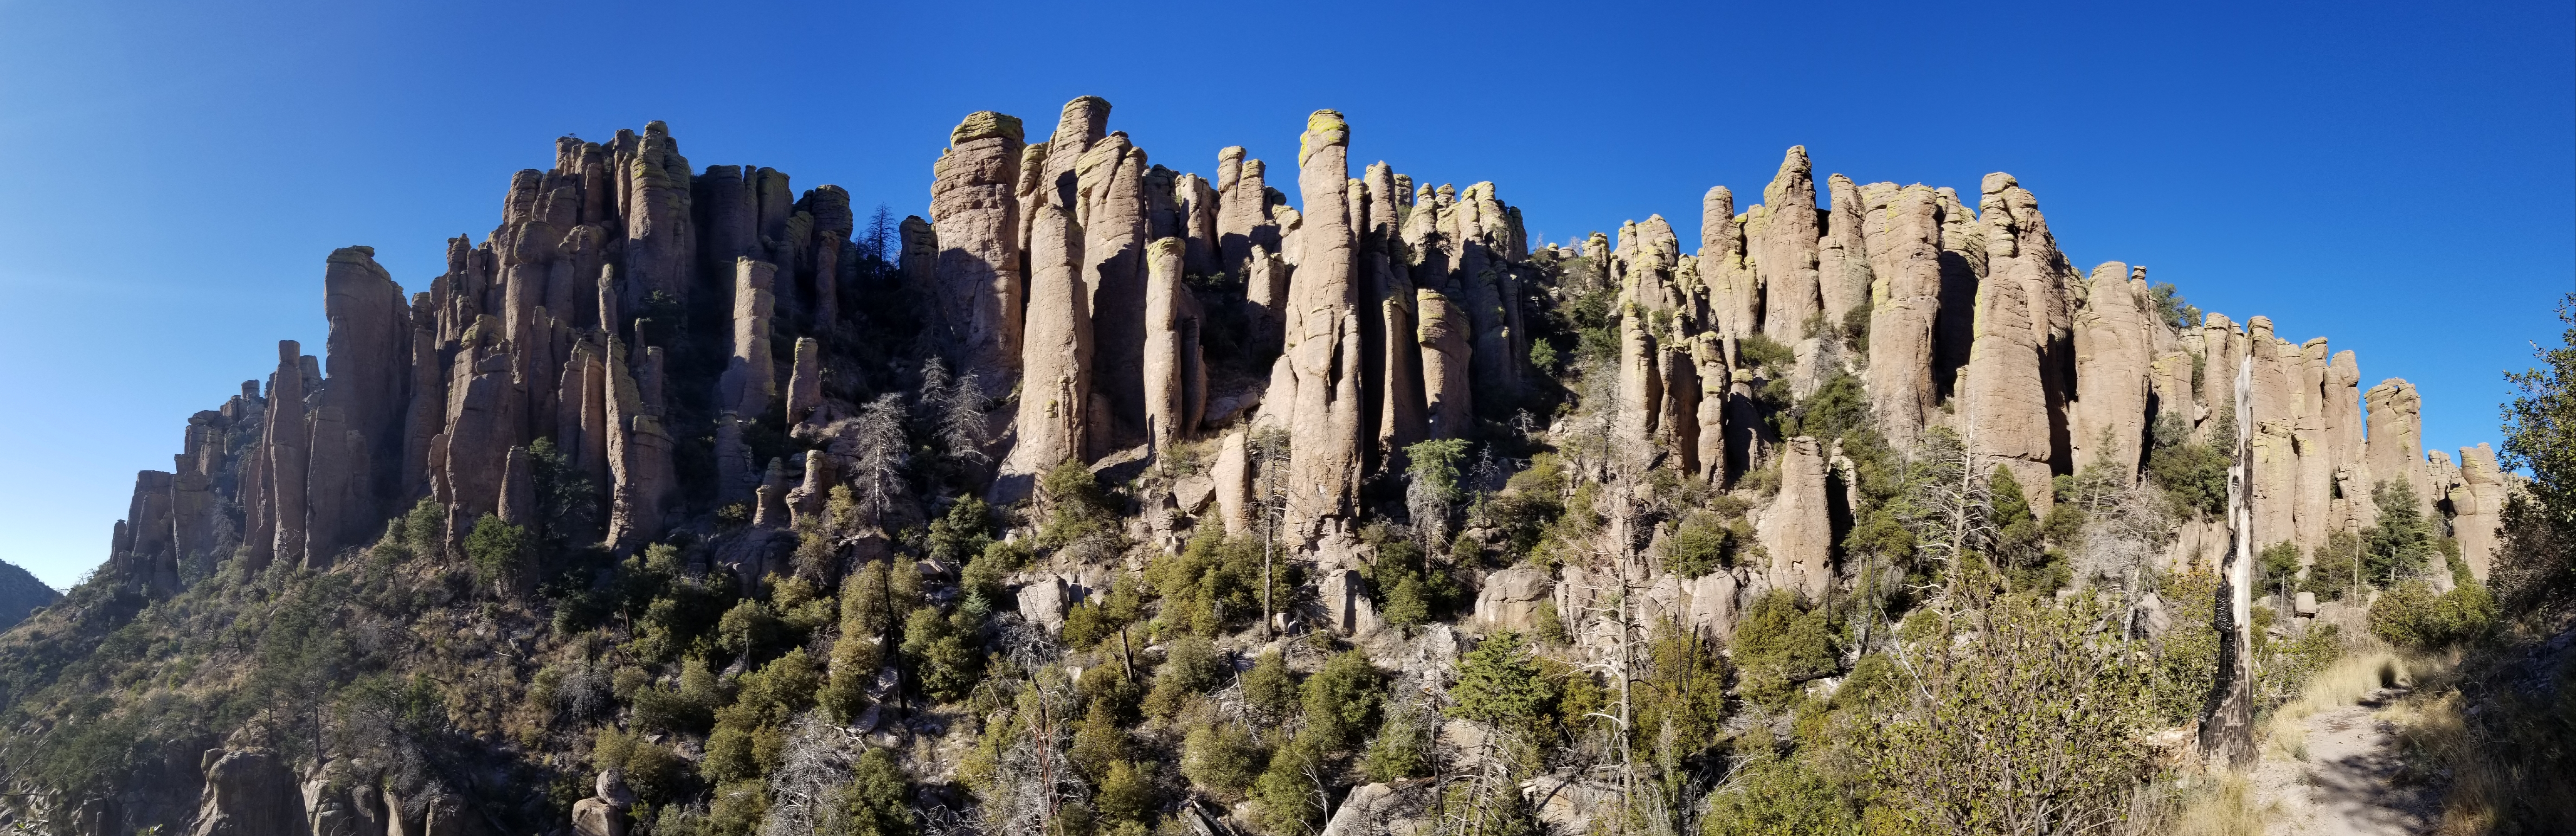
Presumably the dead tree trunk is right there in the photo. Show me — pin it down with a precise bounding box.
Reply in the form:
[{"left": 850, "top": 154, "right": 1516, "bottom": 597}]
[{"left": 2200, "top": 356, "right": 2257, "bottom": 765}]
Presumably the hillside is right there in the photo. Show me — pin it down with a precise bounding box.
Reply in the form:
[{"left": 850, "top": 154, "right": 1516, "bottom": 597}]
[
  {"left": 0, "top": 560, "right": 57, "bottom": 631},
  {"left": 0, "top": 97, "right": 2537, "bottom": 836}
]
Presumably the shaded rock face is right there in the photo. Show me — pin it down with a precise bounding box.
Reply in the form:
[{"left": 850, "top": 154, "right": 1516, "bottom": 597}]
[
  {"left": 191, "top": 749, "right": 307, "bottom": 836},
  {"left": 1861, "top": 184, "right": 1945, "bottom": 450},
  {"left": 2072, "top": 263, "right": 2156, "bottom": 479},
  {"left": 1965, "top": 173, "right": 2075, "bottom": 516},
  {"left": 1142, "top": 238, "right": 1206, "bottom": 456},
  {"left": 930, "top": 111, "right": 1027, "bottom": 397}
]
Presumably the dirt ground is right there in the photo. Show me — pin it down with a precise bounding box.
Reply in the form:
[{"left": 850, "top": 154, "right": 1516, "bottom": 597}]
[{"left": 2251, "top": 688, "right": 2443, "bottom": 836}]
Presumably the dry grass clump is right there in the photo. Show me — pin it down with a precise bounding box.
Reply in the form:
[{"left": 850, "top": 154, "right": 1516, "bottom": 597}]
[
  {"left": 2148, "top": 772, "right": 2275, "bottom": 836},
  {"left": 2260, "top": 643, "right": 2418, "bottom": 761},
  {"left": 2384, "top": 650, "right": 2576, "bottom": 835}
]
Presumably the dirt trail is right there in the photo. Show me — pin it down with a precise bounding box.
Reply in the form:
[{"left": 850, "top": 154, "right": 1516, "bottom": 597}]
[{"left": 2256, "top": 688, "right": 2441, "bottom": 836}]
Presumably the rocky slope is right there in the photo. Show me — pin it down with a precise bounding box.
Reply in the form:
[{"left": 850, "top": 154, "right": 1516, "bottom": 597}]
[{"left": 0, "top": 98, "right": 2507, "bottom": 836}]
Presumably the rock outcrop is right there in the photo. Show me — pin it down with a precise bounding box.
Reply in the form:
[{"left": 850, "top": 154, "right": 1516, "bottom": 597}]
[
  {"left": 190, "top": 749, "right": 305, "bottom": 836},
  {"left": 1758, "top": 437, "right": 1835, "bottom": 600},
  {"left": 88, "top": 103, "right": 2499, "bottom": 703}
]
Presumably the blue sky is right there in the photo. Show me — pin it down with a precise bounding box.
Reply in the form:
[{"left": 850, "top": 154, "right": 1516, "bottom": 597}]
[{"left": 1, "top": 0, "right": 2568, "bottom": 588}]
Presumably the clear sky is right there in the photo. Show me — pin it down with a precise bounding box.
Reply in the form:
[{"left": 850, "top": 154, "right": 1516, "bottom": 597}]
[{"left": 1, "top": 0, "right": 2568, "bottom": 588}]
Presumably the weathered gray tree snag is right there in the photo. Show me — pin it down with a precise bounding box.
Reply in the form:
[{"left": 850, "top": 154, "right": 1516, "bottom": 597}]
[{"left": 2202, "top": 355, "right": 2257, "bottom": 765}]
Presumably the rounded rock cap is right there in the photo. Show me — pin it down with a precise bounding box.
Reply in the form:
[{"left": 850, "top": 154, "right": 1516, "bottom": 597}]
[{"left": 951, "top": 111, "right": 1024, "bottom": 146}]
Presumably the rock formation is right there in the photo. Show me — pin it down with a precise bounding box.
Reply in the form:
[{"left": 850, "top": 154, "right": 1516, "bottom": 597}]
[
  {"left": 930, "top": 111, "right": 1027, "bottom": 395},
  {"left": 57, "top": 99, "right": 2519, "bottom": 836}
]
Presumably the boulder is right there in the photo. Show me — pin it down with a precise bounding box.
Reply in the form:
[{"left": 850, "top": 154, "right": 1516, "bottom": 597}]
[
  {"left": 1682, "top": 570, "right": 1742, "bottom": 642},
  {"left": 721, "top": 258, "right": 778, "bottom": 420},
  {"left": 1211, "top": 428, "right": 1252, "bottom": 536},
  {"left": 1416, "top": 290, "right": 1473, "bottom": 440},
  {"left": 1074, "top": 127, "right": 1152, "bottom": 455},
  {"left": 1965, "top": 172, "right": 2077, "bottom": 517},
  {"left": 1817, "top": 174, "right": 1875, "bottom": 338},
  {"left": 784, "top": 337, "right": 822, "bottom": 426},
  {"left": 572, "top": 800, "right": 623, "bottom": 836},
  {"left": 1473, "top": 567, "right": 1551, "bottom": 633},
  {"left": 1170, "top": 474, "right": 1214, "bottom": 515},
  {"left": 1018, "top": 575, "right": 1073, "bottom": 634},
  {"left": 1319, "top": 569, "right": 1384, "bottom": 637},
  {"left": 2365, "top": 379, "right": 2429, "bottom": 516},
  {"left": 1320, "top": 780, "right": 1435, "bottom": 836}
]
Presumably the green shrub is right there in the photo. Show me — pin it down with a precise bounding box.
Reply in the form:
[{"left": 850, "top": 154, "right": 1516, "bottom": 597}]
[
  {"left": 1860, "top": 593, "right": 2151, "bottom": 836},
  {"left": 926, "top": 497, "right": 994, "bottom": 565},
  {"left": 899, "top": 604, "right": 985, "bottom": 703},
  {"left": 2145, "top": 571, "right": 2222, "bottom": 724},
  {"left": 1251, "top": 729, "right": 1329, "bottom": 835},
  {"left": 592, "top": 727, "right": 690, "bottom": 807},
  {"left": 1662, "top": 512, "right": 1737, "bottom": 578},
  {"left": 1142, "top": 634, "right": 1221, "bottom": 720},
  {"left": 708, "top": 778, "right": 767, "bottom": 835},
  {"left": 2258, "top": 541, "right": 2303, "bottom": 598},
  {"left": 1068, "top": 701, "right": 1130, "bottom": 782},
  {"left": 1300, "top": 650, "right": 1384, "bottom": 749},
  {"left": 463, "top": 514, "right": 530, "bottom": 593},
  {"left": 1095, "top": 759, "right": 1156, "bottom": 834},
  {"left": 1841, "top": 298, "right": 1873, "bottom": 354},
  {"left": 1448, "top": 632, "right": 1555, "bottom": 728},
  {"left": 402, "top": 497, "right": 444, "bottom": 553},
  {"left": 1781, "top": 371, "right": 1868, "bottom": 441},
  {"left": 2145, "top": 412, "right": 2229, "bottom": 515},
  {"left": 2305, "top": 530, "right": 2367, "bottom": 601},
  {"left": 1702, "top": 746, "right": 1860, "bottom": 836},
  {"left": 1635, "top": 625, "right": 1731, "bottom": 757},
  {"left": 1737, "top": 333, "right": 1795, "bottom": 374},
  {"left": 1733, "top": 591, "right": 1839, "bottom": 709},
  {"left": 1361, "top": 697, "right": 1434, "bottom": 782},
  {"left": 2365, "top": 481, "right": 2441, "bottom": 585},
  {"left": 2369, "top": 580, "right": 2496, "bottom": 649},
  {"left": 1036, "top": 459, "right": 1118, "bottom": 548},
  {"left": 1147, "top": 524, "right": 1284, "bottom": 636},
  {"left": 2152, "top": 283, "right": 2201, "bottom": 329},
  {"left": 1242, "top": 649, "right": 1299, "bottom": 722},
  {"left": 835, "top": 747, "right": 916, "bottom": 836},
  {"left": 1061, "top": 572, "right": 1146, "bottom": 651},
  {"left": 1181, "top": 720, "right": 1265, "bottom": 798},
  {"left": 715, "top": 599, "right": 780, "bottom": 662}
]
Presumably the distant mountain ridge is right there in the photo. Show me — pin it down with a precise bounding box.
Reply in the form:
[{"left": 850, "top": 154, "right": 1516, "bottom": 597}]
[{"left": 0, "top": 560, "right": 58, "bottom": 630}]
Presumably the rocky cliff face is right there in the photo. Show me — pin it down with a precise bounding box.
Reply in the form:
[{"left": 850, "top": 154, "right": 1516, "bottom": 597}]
[
  {"left": 51, "top": 99, "right": 2508, "bottom": 836},
  {"left": 82, "top": 97, "right": 2504, "bottom": 626}
]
